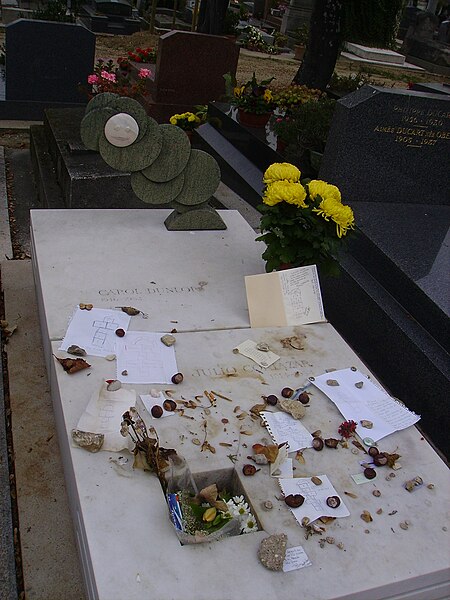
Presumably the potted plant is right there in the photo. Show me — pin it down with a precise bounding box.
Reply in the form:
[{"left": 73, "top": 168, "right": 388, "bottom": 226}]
[
  {"left": 230, "top": 72, "right": 275, "bottom": 127},
  {"left": 256, "top": 162, "right": 355, "bottom": 275},
  {"left": 85, "top": 58, "right": 152, "bottom": 99},
  {"left": 292, "top": 24, "right": 309, "bottom": 61},
  {"left": 169, "top": 110, "right": 204, "bottom": 141}
]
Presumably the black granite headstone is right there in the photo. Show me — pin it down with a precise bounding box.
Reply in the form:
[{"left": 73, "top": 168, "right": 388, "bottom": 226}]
[
  {"left": 320, "top": 85, "right": 450, "bottom": 205},
  {"left": 5, "top": 19, "right": 95, "bottom": 103},
  {"left": 94, "top": 0, "right": 132, "bottom": 17}
]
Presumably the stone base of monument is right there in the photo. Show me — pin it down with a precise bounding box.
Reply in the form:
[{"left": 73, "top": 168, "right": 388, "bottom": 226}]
[{"left": 29, "top": 205, "right": 450, "bottom": 598}]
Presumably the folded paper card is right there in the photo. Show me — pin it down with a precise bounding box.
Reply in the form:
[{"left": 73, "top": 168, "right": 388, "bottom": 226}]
[
  {"left": 260, "top": 411, "right": 313, "bottom": 452},
  {"left": 245, "top": 265, "right": 325, "bottom": 328}
]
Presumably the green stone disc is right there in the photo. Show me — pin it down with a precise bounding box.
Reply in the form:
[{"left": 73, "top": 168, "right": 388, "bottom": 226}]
[
  {"left": 131, "top": 171, "right": 185, "bottom": 205},
  {"left": 85, "top": 93, "right": 119, "bottom": 114},
  {"left": 80, "top": 107, "right": 117, "bottom": 151},
  {"left": 99, "top": 117, "right": 162, "bottom": 172},
  {"left": 164, "top": 207, "right": 227, "bottom": 230},
  {"left": 173, "top": 150, "right": 221, "bottom": 206},
  {"left": 141, "top": 124, "right": 191, "bottom": 182}
]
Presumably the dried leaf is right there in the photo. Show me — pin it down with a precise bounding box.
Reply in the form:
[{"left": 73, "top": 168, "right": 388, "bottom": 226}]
[
  {"left": 199, "top": 484, "right": 218, "bottom": 503},
  {"left": 219, "top": 442, "right": 232, "bottom": 447},
  {"left": 201, "top": 441, "right": 216, "bottom": 453},
  {"left": 295, "top": 450, "right": 306, "bottom": 464},
  {"left": 361, "top": 510, "right": 373, "bottom": 523},
  {"left": 352, "top": 439, "right": 367, "bottom": 453},
  {"left": 250, "top": 402, "right": 267, "bottom": 416},
  {"left": 262, "top": 444, "right": 279, "bottom": 463},
  {"left": 117, "top": 306, "right": 141, "bottom": 316},
  {"left": 385, "top": 452, "right": 401, "bottom": 468},
  {"left": 55, "top": 355, "right": 90, "bottom": 374}
]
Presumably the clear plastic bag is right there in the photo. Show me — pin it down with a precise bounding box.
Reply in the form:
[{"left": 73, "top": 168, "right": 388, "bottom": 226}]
[{"left": 165, "top": 456, "right": 241, "bottom": 545}]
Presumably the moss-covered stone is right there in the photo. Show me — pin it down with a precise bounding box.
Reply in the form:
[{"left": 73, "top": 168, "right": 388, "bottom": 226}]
[
  {"left": 131, "top": 171, "right": 185, "bottom": 205},
  {"left": 80, "top": 107, "right": 116, "bottom": 151},
  {"left": 141, "top": 125, "right": 191, "bottom": 183},
  {"left": 99, "top": 116, "right": 162, "bottom": 172},
  {"left": 85, "top": 92, "right": 119, "bottom": 114},
  {"left": 173, "top": 150, "right": 220, "bottom": 206},
  {"left": 164, "top": 206, "right": 226, "bottom": 230}
]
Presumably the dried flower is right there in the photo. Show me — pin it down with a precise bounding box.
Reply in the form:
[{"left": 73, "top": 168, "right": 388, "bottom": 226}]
[{"left": 338, "top": 420, "right": 358, "bottom": 439}]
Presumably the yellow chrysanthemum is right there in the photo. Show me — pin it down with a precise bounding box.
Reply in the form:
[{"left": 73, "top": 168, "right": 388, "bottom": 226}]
[
  {"left": 263, "top": 89, "right": 273, "bottom": 102},
  {"left": 169, "top": 116, "right": 178, "bottom": 125},
  {"left": 308, "top": 180, "right": 341, "bottom": 204},
  {"left": 313, "top": 197, "right": 355, "bottom": 237},
  {"left": 263, "top": 162, "right": 301, "bottom": 184},
  {"left": 263, "top": 180, "right": 307, "bottom": 208}
]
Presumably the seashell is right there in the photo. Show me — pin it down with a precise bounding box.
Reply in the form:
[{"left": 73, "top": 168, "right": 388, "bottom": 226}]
[
  {"left": 263, "top": 500, "right": 273, "bottom": 510},
  {"left": 161, "top": 334, "right": 176, "bottom": 347},
  {"left": 67, "top": 345, "right": 87, "bottom": 357},
  {"left": 399, "top": 521, "right": 409, "bottom": 530},
  {"left": 71, "top": 429, "right": 104, "bottom": 452},
  {"left": 107, "top": 380, "right": 122, "bottom": 391},
  {"left": 256, "top": 342, "right": 270, "bottom": 352},
  {"left": 360, "top": 419, "right": 373, "bottom": 428},
  {"left": 355, "top": 381, "right": 364, "bottom": 389},
  {"left": 326, "top": 379, "right": 339, "bottom": 386},
  {"left": 150, "top": 388, "right": 160, "bottom": 398}
]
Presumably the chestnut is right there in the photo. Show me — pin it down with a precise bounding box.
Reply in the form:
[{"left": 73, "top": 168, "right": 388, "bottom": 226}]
[
  {"left": 242, "top": 464, "right": 257, "bottom": 476},
  {"left": 281, "top": 387, "right": 294, "bottom": 398},
  {"left": 326, "top": 495, "right": 341, "bottom": 509},
  {"left": 266, "top": 394, "right": 278, "bottom": 406},
  {"left": 364, "top": 467, "right": 377, "bottom": 480},
  {"left": 285, "top": 494, "right": 305, "bottom": 508},
  {"left": 171, "top": 372, "right": 184, "bottom": 384},
  {"left": 298, "top": 391, "right": 310, "bottom": 404},
  {"left": 312, "top": 437, "right": 324, "bottom": 451},
  {"left": 163, "top": 399, "right": 177, "bottom": 412},
  {"left": 115, "top": 328, "right": 125, "bottom": 337},
  {"left": 368, "top": 446, "right": 379, "bottom": 457},
  {"left": 151, "top": 405, "right": 163, "bottom": 419}
]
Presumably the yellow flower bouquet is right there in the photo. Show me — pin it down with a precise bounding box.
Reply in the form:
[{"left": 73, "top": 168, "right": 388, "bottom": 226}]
[
  {"left": 231, "top": 72, "right": 275, "bottom": 115},
  {"left": 169, "top": 111, "right": 202, "bottom": 131},
  {"left": 256, "top": 162, "right": 355, "bottom": 274}
]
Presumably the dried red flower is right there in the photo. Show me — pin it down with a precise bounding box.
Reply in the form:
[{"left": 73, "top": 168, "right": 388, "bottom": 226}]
[{"left": 338, "top": 419, "right": 357, "bottom": 439}]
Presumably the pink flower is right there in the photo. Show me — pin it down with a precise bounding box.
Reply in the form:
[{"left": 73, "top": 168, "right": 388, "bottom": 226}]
[
  {"left": 87, "top": 74, "right": 99, "bottom": 84},
  {"left": 138, "top": 68, "right": 151, "bottom": 79},
  {"left": 100, "top": 70, "right": 116, "bottom": 82}
]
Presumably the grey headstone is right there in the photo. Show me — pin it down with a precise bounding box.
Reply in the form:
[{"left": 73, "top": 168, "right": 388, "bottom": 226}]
[
  {"left": 320, "top": 86, "right": 450, "bottom": 205},
  {"left": 5, "top": 20, "right": 95, "bottom": 103}
]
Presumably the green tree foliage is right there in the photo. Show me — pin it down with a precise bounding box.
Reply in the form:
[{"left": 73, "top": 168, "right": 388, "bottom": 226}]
[{"left": 343, "top": 0, "right": 406, "bottom": 49}]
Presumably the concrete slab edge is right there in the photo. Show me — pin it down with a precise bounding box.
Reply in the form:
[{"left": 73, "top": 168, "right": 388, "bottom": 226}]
[
  {"left": 0, "top": 295, "right": 19, "bottom": 599},
  {"left": 0, "top": 146, "right": 13, "bottom": 261}
]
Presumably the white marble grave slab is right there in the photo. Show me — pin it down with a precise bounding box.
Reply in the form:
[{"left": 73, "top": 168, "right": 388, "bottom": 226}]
[
  {"left": 49, "top": 325, "right": 450, "bottom": 600},
  {"left": 30, "top": 208, "right": 265, "bottom": 351}
]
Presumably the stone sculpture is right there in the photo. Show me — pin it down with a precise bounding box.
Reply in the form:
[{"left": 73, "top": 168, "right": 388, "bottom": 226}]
[{"left": 80, "top": 93, "right": 226, "bottom": 230}]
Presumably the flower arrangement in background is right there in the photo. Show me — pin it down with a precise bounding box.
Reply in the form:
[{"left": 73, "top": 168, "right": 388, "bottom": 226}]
[
  {"left": 86, "top": 58, "right": 151, "bottom": 99},
  {"left": 241, "top": 25, "right": 281, "bottom": 55},
  {"left": 256, "top": 162, "right": 355, "bottom": 274},
  {"left": 231, "top": 72, "right": 275, "bottom": 114},
  {"left": 169, "top": 111, "right": 203, "bottom": 131},
  {"left": 272, "top": 84, "right": 324, "bottom": 110},
  {"left": 127, "top": 46, "right": 157, "bottom": 63}
]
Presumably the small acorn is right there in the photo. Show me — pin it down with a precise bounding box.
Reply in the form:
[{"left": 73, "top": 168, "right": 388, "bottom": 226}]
[
  {"left": 171, "top": 372, "right": 184, "bottom": 384},
  {"left": 151, "top": 405, "right": 163, "bottom": 418},
  {"left": 242, "top": 464, "right": 257, "bottom": 476},
  {"left": 312, "top": 437, "right": 324, "bottom": 451},
  {"left": 285, "top": 494, "right": 305, "bottom": 508},
  {"left": 266, "top": 394, "right": 278, "bottom": 406},
  {"left": 163, "top": 399, "right": 177, "bottom": 412},
  {"left": 326, "top": 495, "right": 341, "bottom": 509},
  {"left": 281, "top": 387, "right": 294, "bottom": 398},
  {"left": 115, "top": 328, "right": 126, "bottom": 337},
  {"left": 364, "top": 467, "right": 377, "bottom": 480},
  {"left": 368, "top": 446, "right": 379, "bottom": 457}
]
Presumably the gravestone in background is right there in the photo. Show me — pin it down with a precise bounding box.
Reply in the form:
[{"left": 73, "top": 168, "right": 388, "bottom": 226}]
[
  {"left": 5, "top": 20, "right": 95, "bottom": 104},
  {"left": 151, "top": 31, "right": 240, "bottom": 106},
  {"left": 318, "top": 85, "right": 449, "bottom": 448},
  {"left": 320, "top": 85, "right": 450, "bottom": 205}
]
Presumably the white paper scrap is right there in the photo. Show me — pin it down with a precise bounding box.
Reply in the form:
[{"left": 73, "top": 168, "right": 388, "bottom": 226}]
[
  {"left": 234, "top": 340, "right": 280, "bottom": 368},
  {"left": 283, "top": 546, "right": 312, "bottom": 572},
  {"left": 116, "top": 331, "right": 178, "bottom": 384},
  {"left": 76, "top": 382, "right": 136, "bottom": 452},
  {"left": 260, "top": 411, "right": 313, "bottom": 452},
  {"left": 60, "top": 307, "right": 131, "bottom": 357},
  {"left": 311, "top": 368, "right": 420, "bottom": 442},
  {"left": 271, "top": 458, "right": 293, "bottom": 478},
  {"left": 140, "top": 393, "right": 175, "bottom": 419},
  {"left": 279, "top": 475, "right": 350, "bottom": 524}
]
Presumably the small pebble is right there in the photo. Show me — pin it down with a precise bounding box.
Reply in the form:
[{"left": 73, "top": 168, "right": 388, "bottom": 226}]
[
  {"left": 326, "top": 537, "right": 335, "bottom": 545},
  {"left": 106, "top": 380, "right": 121, "bottom": 392},
  {"left": 337, "top": 542, "right": 344, "bottom": 550},
  {"left": 150, "top": 388, "right": 160, "bottom": 398},
  {"left": 161, "top": 334, "right": 176, "bottom": 347},
  {"left": 105, "top": 354, "right": 116, "bottom": 361},
  {"left": 263, "top": 500, "right": 273, "bottom": 510},
  {"left": 427, "top": 483, "right": 435, "bottom": 489},
  {"left": 364, "top": 529, "right": 370, "bottom": 534},
  {"left": 376, "top": 508, "right": 383, "bottom": 515},
  {"left": 372, "top": 490, "right": 381, "bottom": 497},
  {"left": 351, "top": 448, "right": 359, "bottom": 455},
  {"left": 121, "top": 370, "right": 128, "bottom": 376},
  {"left": 192, "top": 438, "right": 201, "bottom": 445},
  {"left": 399, "top": 521, "right": 409, "bottom": 530},
  {"left": 442, "top": 526, "right": 447, "bottom": 532}
]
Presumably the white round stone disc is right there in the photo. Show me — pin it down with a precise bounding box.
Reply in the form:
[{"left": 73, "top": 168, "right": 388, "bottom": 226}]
[{"left": 104, "top": 113, "right": 139, "bottom": 148}]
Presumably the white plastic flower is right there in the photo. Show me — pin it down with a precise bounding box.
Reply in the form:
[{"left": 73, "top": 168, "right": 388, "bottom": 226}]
[{"left": 242, "top": 514, "right": 257, "bottom": 534}]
